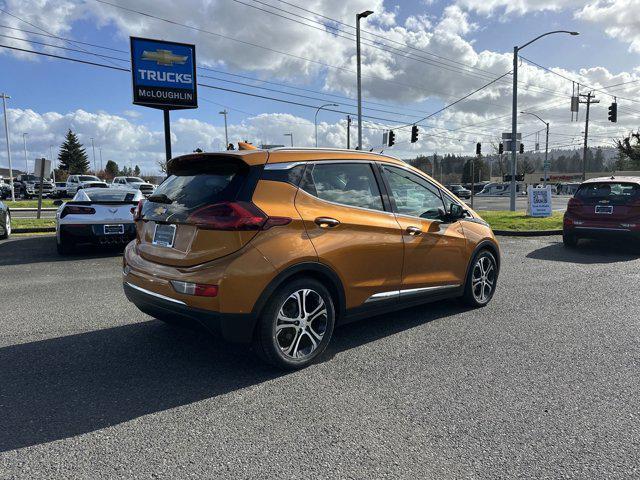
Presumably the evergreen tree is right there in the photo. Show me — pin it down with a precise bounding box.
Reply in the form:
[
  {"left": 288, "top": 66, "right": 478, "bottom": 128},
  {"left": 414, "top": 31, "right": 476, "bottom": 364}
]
[
  {"left": 616, "top": 131, "right": 640, "bottom": 168},
  {"left": 134, "top": 165, "right": 141, "bottom": 176},
  {"left": 105, "top": 160, "right": 119, "bottom": 179},
  {"left": 58, "top": 130, "right": 90, "bottom": 174}
]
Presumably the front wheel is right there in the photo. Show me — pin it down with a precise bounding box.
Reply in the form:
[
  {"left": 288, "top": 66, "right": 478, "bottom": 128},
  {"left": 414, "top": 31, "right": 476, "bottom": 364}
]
[
  {"left": 462, "top": 250, "right": 498, "bottom": 308},
  {"left": 254, "top": 278, "right": 335, "bottom": 370}
]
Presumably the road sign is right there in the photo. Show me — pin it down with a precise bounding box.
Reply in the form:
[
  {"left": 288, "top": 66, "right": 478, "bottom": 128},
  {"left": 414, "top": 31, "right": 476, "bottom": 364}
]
[
  {"left": 33, "top": 157, "right": 51, "bottom": 178},
  {"left": 130, "top": 37, "right": 197, "bottom": 109}
]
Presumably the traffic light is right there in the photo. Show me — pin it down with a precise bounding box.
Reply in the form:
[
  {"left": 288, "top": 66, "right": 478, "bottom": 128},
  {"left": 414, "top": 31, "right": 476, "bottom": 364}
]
[
  {"left": 498, "top": 143, "right": 504, "bottom": 154},
  {"left": 608, "top": 102, "right": 617, "bottom": 123},
  {"left": 388, "top": 130, "right": 395, "bottom": 147},
  {"left": 475, "top": 142, "right": 481, "bottom": 155},
  {"left": 411, "top": 125, "right": 419, "bottom": 143},
  {"left": 519, "top": 142, "right": 524, "bottom": 154}
]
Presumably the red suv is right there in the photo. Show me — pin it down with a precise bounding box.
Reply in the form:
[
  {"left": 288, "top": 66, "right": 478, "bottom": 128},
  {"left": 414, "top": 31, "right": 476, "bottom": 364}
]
[{"left": 563, "top": 176, "right": 640, "bottom": 247}]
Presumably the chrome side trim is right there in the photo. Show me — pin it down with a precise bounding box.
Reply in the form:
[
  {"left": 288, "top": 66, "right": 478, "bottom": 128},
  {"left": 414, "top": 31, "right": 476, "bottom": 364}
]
[
  {"left": 364, "top": 290, "right": 401, "bottom": 303},
  {"left": 400, "top": 284, "right": 460, "bottom": 297},
  {"left": 575, "top": 227, "right": 629, "bottom": 232},
  {"left": 125, "top": 282, "right": 186, "bottom": 305},
  {"left": 264, "top": 161, "right": 306, "bottom": 170},
  {"left": 364, "top": 284, "right": 461, "bottom": 303}
]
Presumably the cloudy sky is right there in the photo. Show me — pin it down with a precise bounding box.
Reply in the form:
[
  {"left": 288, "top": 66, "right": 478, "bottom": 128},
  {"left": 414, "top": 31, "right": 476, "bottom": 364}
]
[{"left": 0, "top": 0, "right": 639, "bottom": 174}]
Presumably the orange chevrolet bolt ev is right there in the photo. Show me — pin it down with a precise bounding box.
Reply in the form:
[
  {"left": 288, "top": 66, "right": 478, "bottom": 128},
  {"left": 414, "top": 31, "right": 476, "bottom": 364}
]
[{"left": 123, "top": 148, "right": 500, "bottom": 369}]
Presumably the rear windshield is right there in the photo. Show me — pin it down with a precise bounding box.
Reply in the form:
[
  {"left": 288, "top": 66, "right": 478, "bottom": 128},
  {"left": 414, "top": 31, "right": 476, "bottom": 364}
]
[
  {"left": 79, "top": 176, "right": 100, "bottom": 182},
  {"left": 77, "top": 189, "right": 141, "bottom": 202},
  {"left": 142, "top": 160, "right": 248, "bottom": 222},
  {"left": 125, "top": 177, "right": 144, "bottom": 183},
  {"left": 575, "top": 182, "right": 639, "bottom": 205}
]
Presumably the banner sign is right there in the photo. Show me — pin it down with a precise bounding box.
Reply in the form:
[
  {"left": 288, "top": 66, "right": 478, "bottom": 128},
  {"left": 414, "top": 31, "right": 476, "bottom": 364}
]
[
  {"left": 527, "top": 185, "right": 553, "bottom": 217},
  {"left": 130, "top": 37, "right": 197, "bottom": 109}
]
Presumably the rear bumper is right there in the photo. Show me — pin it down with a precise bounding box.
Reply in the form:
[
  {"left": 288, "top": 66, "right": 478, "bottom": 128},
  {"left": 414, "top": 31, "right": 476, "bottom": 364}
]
[
  {"left": 564, "top": 225, "right": 640, "bottom": 240},
  {"left": 61, "top": 223, "right": 136, "bottom": 245},
  {"left": 123, "top": 281, "right": 257, "bottom": 344}
]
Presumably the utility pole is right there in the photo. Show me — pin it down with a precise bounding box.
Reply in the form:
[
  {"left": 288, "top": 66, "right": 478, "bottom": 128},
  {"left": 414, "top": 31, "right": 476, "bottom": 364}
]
[
  {"left": 50, "top": 145, "right": 55, "bottom": 182},
  {"left": 99, "top": 147, "right": 103, "bottom": 172},
  {"left": 1, "top": 93, "right": 14, "bottom": 201},
  {"left": 219, "top": 110, "right": 229, "bottom": 149},
  {"left": 579, "top": 92, "right": 599, "bottom": 181},
  {"left": 356, "top": 10, "right": 373, "bottom": 150},
  {"left": 346, "top": 115, "right": 351, "bottom": 149},
  {"left": 22, "top": 133, "right": 28, "bottom": 172}
]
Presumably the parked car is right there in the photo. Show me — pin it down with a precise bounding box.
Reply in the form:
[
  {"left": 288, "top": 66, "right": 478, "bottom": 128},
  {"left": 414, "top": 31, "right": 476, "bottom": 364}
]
[
  {"left": 0, "top": 181, "right": 11, "bottom": 200},
  {"left": 65, "top": 175, "right": 108, "bottom": 196},
  {"left": 0, "top": 200, "right": 10, "bottom": 239},
  {"left": 446, "top": 184, "right": 471, "bottom": 199},
  {"left": 477, "top": 182, "right": 526, "bottom": 196},
  {"left": 563, "top": 176, "right": 640, "bottom": 247},
  {"left": 14, "top": 174, "right": 55, "bottom": 199},
  {"left": 111, "top": 176, "right": 155, "bottom": 196},
  {"left": 52, "top": 182, "right": 68, "bottom": 198},
  {"left": 55, "top": 188, "right": 143, "bottom": 254},
  {"left": 122, "top": 148, "right": 500, "bottom": 370}
]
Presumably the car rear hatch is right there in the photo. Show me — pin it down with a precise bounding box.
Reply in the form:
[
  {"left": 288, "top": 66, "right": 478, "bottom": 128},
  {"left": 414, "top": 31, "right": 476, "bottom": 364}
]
[
  {"left": 568, "top": 181, "right": 640, "bottom": 224},
  {"left": 136, "top": 153, "right": 266, "bottom": 267}
]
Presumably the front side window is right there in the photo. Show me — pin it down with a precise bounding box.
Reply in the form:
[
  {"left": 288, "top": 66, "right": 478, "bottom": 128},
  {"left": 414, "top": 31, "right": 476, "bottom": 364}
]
[
  {"left": 383, "top": 165, "right": 444, "bottom": 219},
  {"left": 300, "top": 162, "right": 384, "bottom": 211}
]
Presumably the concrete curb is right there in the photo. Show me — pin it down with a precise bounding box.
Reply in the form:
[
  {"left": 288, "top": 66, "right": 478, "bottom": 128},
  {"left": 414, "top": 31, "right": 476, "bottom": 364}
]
[
  {"left": 13, "top": 227, "right": 56, "bottom": 234},
  {"left": 494, "top": 229, "right": 562, "bottom": 237}
]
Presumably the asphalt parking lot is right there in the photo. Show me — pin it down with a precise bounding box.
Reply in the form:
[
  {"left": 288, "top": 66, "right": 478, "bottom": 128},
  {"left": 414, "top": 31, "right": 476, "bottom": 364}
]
[{"left": 1, "top": 234, "right": 639, "bottom": 479}]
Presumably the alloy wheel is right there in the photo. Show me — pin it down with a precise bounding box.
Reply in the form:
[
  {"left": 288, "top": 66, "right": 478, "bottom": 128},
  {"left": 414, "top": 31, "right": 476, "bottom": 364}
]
[
  {"left": 5, "top": 213, "right": 10, "bottom": 236},
  {"left": 471, "top": 255, "right": 495, "bottom": 304},
  {"left": 275, "top": 288, "right": 328, "bottom": 360}
]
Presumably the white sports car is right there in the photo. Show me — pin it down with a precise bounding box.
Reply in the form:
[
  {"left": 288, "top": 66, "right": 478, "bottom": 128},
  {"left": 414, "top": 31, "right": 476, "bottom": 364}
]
[{"left": 55, "top": 188, "right": 144, "bottom": 254}]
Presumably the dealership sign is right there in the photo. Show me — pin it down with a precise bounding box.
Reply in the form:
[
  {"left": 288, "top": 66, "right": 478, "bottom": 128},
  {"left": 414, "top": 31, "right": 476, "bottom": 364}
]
[
  {"left": 130, "top": 37, "right": 197, "bottom": 109},
  {"left": 527, "top": 185, "right": 553, "bottom": 217}
]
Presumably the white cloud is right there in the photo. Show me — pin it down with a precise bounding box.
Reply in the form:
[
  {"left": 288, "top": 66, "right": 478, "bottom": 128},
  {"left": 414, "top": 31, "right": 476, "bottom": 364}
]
[{"left": 576, "top": 0, "right": 640, "bottom": 53}]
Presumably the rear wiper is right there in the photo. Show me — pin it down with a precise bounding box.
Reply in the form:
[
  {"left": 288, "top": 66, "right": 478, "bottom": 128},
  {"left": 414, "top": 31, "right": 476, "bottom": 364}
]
[{"left": 147, "top": 193, "right": 173, "bottom": 204}]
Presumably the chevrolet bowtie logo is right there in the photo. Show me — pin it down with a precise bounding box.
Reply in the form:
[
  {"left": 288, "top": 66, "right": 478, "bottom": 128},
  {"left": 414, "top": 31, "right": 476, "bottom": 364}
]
[
  {"left": 154, "top": 206, "right": 168, "bottom": 215},
  {"left": 142, "top": 49, "right": 188, "bottom": 66}
]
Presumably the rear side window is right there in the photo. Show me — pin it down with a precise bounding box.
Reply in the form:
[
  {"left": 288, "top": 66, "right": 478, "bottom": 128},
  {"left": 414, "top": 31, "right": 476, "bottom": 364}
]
[
  {"left": 576, "top": 182, "right": 639, "bottom": 205},
  {"left": 143, "top": 160, "right": 249, "bottom": 222},
  {"left": 300, "top": 162, "right": 384, "bottom": 211}
]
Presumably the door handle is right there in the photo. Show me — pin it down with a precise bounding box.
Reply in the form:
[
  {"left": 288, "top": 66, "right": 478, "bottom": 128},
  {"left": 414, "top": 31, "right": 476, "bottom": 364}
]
[
  {"left": 314, "top": 217, "right": 340, "bottom": 228},
  {"left": 406, "top": 226, "right": 422, "bottom": 236}
]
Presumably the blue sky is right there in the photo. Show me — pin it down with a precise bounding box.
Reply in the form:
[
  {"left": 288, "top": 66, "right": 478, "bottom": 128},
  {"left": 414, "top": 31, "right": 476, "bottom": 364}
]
[{"left": 1, "top": 0, "right": 638, "bottom": 174}]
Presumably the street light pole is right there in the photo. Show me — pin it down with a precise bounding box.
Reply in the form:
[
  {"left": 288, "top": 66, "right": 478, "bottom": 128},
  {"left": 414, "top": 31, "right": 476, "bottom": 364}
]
[
  {"left": 356, "top": 10, "right": 373, "bottom": 151},
  {"left": 284, "top": 132, "right": 293, "bottom": 147},
  {"left": 90, "top": 137, "right": 96, "bottom": 173},
  {"left": 219, "top": 110, "right": 229, "bottom": 149},
  {"left": 521, "top": 111, "right": 550, "bottom": 186},
  {"left": 99, "top": 147, "right": 103, "bottom": 173},
  {"left": 22, "top": 133, "right": 28, "bottom": 173},
  {"left": 1, "top": 93, "right": 14, "bottom": 201},
  {"left": 509, "top": 30, "right": 579, "bottom": 211},
  {"left": 315, "top": 103, "right": 339, "bottom": 147}
]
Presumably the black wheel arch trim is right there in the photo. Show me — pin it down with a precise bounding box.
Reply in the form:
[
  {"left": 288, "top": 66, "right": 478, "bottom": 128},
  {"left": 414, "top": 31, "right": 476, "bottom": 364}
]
[
  {"left": 250, "top": 261, "right": 346, "bottom": 320},
  {"left": 464, "top": 239, "right": 500, "bottom": 286}
]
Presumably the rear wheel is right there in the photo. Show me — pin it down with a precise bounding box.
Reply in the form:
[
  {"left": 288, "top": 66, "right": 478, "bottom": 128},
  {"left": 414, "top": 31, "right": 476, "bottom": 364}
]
[
  {"left": 56, "top": 231, "right": 73, "bottom": 255},
  {"left": 563, "top": 231, "right": 578, "bottom": 248},
  {"left": 254, "top": 277, "right": 335, "bottom": 370},
  {"left": 0, "top": 212, "right": 10, "bottom": 239},
  {"left": 462, "top": 250, "right": 498, "bottom": 308}
]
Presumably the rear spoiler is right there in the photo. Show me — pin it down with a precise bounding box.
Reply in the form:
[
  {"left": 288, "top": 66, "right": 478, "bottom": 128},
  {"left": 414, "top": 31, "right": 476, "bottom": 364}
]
[{"left": 63, "top": 201, "right": 138, "bottom": 206}]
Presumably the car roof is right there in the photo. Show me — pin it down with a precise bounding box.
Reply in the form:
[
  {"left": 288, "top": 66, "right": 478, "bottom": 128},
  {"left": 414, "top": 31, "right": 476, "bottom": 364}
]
[
  {"left": 582, "top": 176, "right": 640, "bottom": 185},
  {"left": 168, "top": 147, "right": 407, "bottom": 168}
]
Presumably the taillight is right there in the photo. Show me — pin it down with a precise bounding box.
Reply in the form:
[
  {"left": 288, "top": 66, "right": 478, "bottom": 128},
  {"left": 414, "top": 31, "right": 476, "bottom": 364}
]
[
  {"left": 170, "top": 280, "right": 218, "bottom": 297},
  {"left": 133, "top": 199, "right": 144, "bottom": 220},
  {"left": 61, "top": 205, "right": 95, "bottom": 218},
  {"left": 566, "top": 197, "right": 583, "bottom": 212},
  {"left": 187, "top": 201, "right": 267, "bottom": 230}
]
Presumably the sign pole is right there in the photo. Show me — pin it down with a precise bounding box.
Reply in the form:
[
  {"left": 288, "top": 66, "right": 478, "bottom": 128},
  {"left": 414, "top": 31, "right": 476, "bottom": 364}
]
[{"left": 163, "top": 108, "right": 172, "bottom": 165}]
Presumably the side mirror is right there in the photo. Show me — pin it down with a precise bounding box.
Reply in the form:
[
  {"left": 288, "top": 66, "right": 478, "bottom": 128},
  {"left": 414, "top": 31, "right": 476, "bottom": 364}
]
[
  {"left": 53, "top": 199, "right": 63, "bottom": 207},
  {"left": 449, "top": 203, "right": 465, "bottom": 219}
]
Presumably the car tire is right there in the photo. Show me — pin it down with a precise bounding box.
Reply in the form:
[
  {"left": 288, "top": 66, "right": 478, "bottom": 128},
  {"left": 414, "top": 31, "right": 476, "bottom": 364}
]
[
  {"left": 0, "top": 212, "right": 9, "bottom": 239},
  {"left": 56, "top": 232, "right": 73, "bottom": 255},
  {"left": 254, "top": 277, "right": 335, "bottom": 370},
  {"left": 462, "top": 250, "right": 498, "bottom": 308},
  {"left": 563, "top": 232, "right": 578, "bottom": 248}
]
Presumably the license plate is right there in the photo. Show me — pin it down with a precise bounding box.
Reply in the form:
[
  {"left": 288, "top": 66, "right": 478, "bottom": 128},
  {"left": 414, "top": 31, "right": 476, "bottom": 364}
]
[
  {"left": 152, "top": 223, "right": 176, "bottom": 247},
  {"left": 595, "top": 205, "right": 613, "bottom": 214},
  {"left": 104, "top": 224, "right": 124, "bottom": 235}
]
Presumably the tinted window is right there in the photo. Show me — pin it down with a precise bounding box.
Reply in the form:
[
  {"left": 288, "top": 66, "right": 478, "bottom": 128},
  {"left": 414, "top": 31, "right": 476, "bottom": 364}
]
[
  {"left": 82, "top": 190, "right": 140, "bottom": 202},
  {"left": 301, "top": 163, "right": 384, "bottom": 211},
  {"left": 576, "top": 182, "right": 639, "bottom": 205},
  {"left": 125, "top": 177, "right": 144, "bottom": 183},
  {"left": 142, "top": 161, "right": 248, "bottom": 222},
  {"left": 79, "top": 176, "right": 100, "bottom": 182},
  {"left": 383, "top": 166, "right": 444, "bottom": 219}
]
